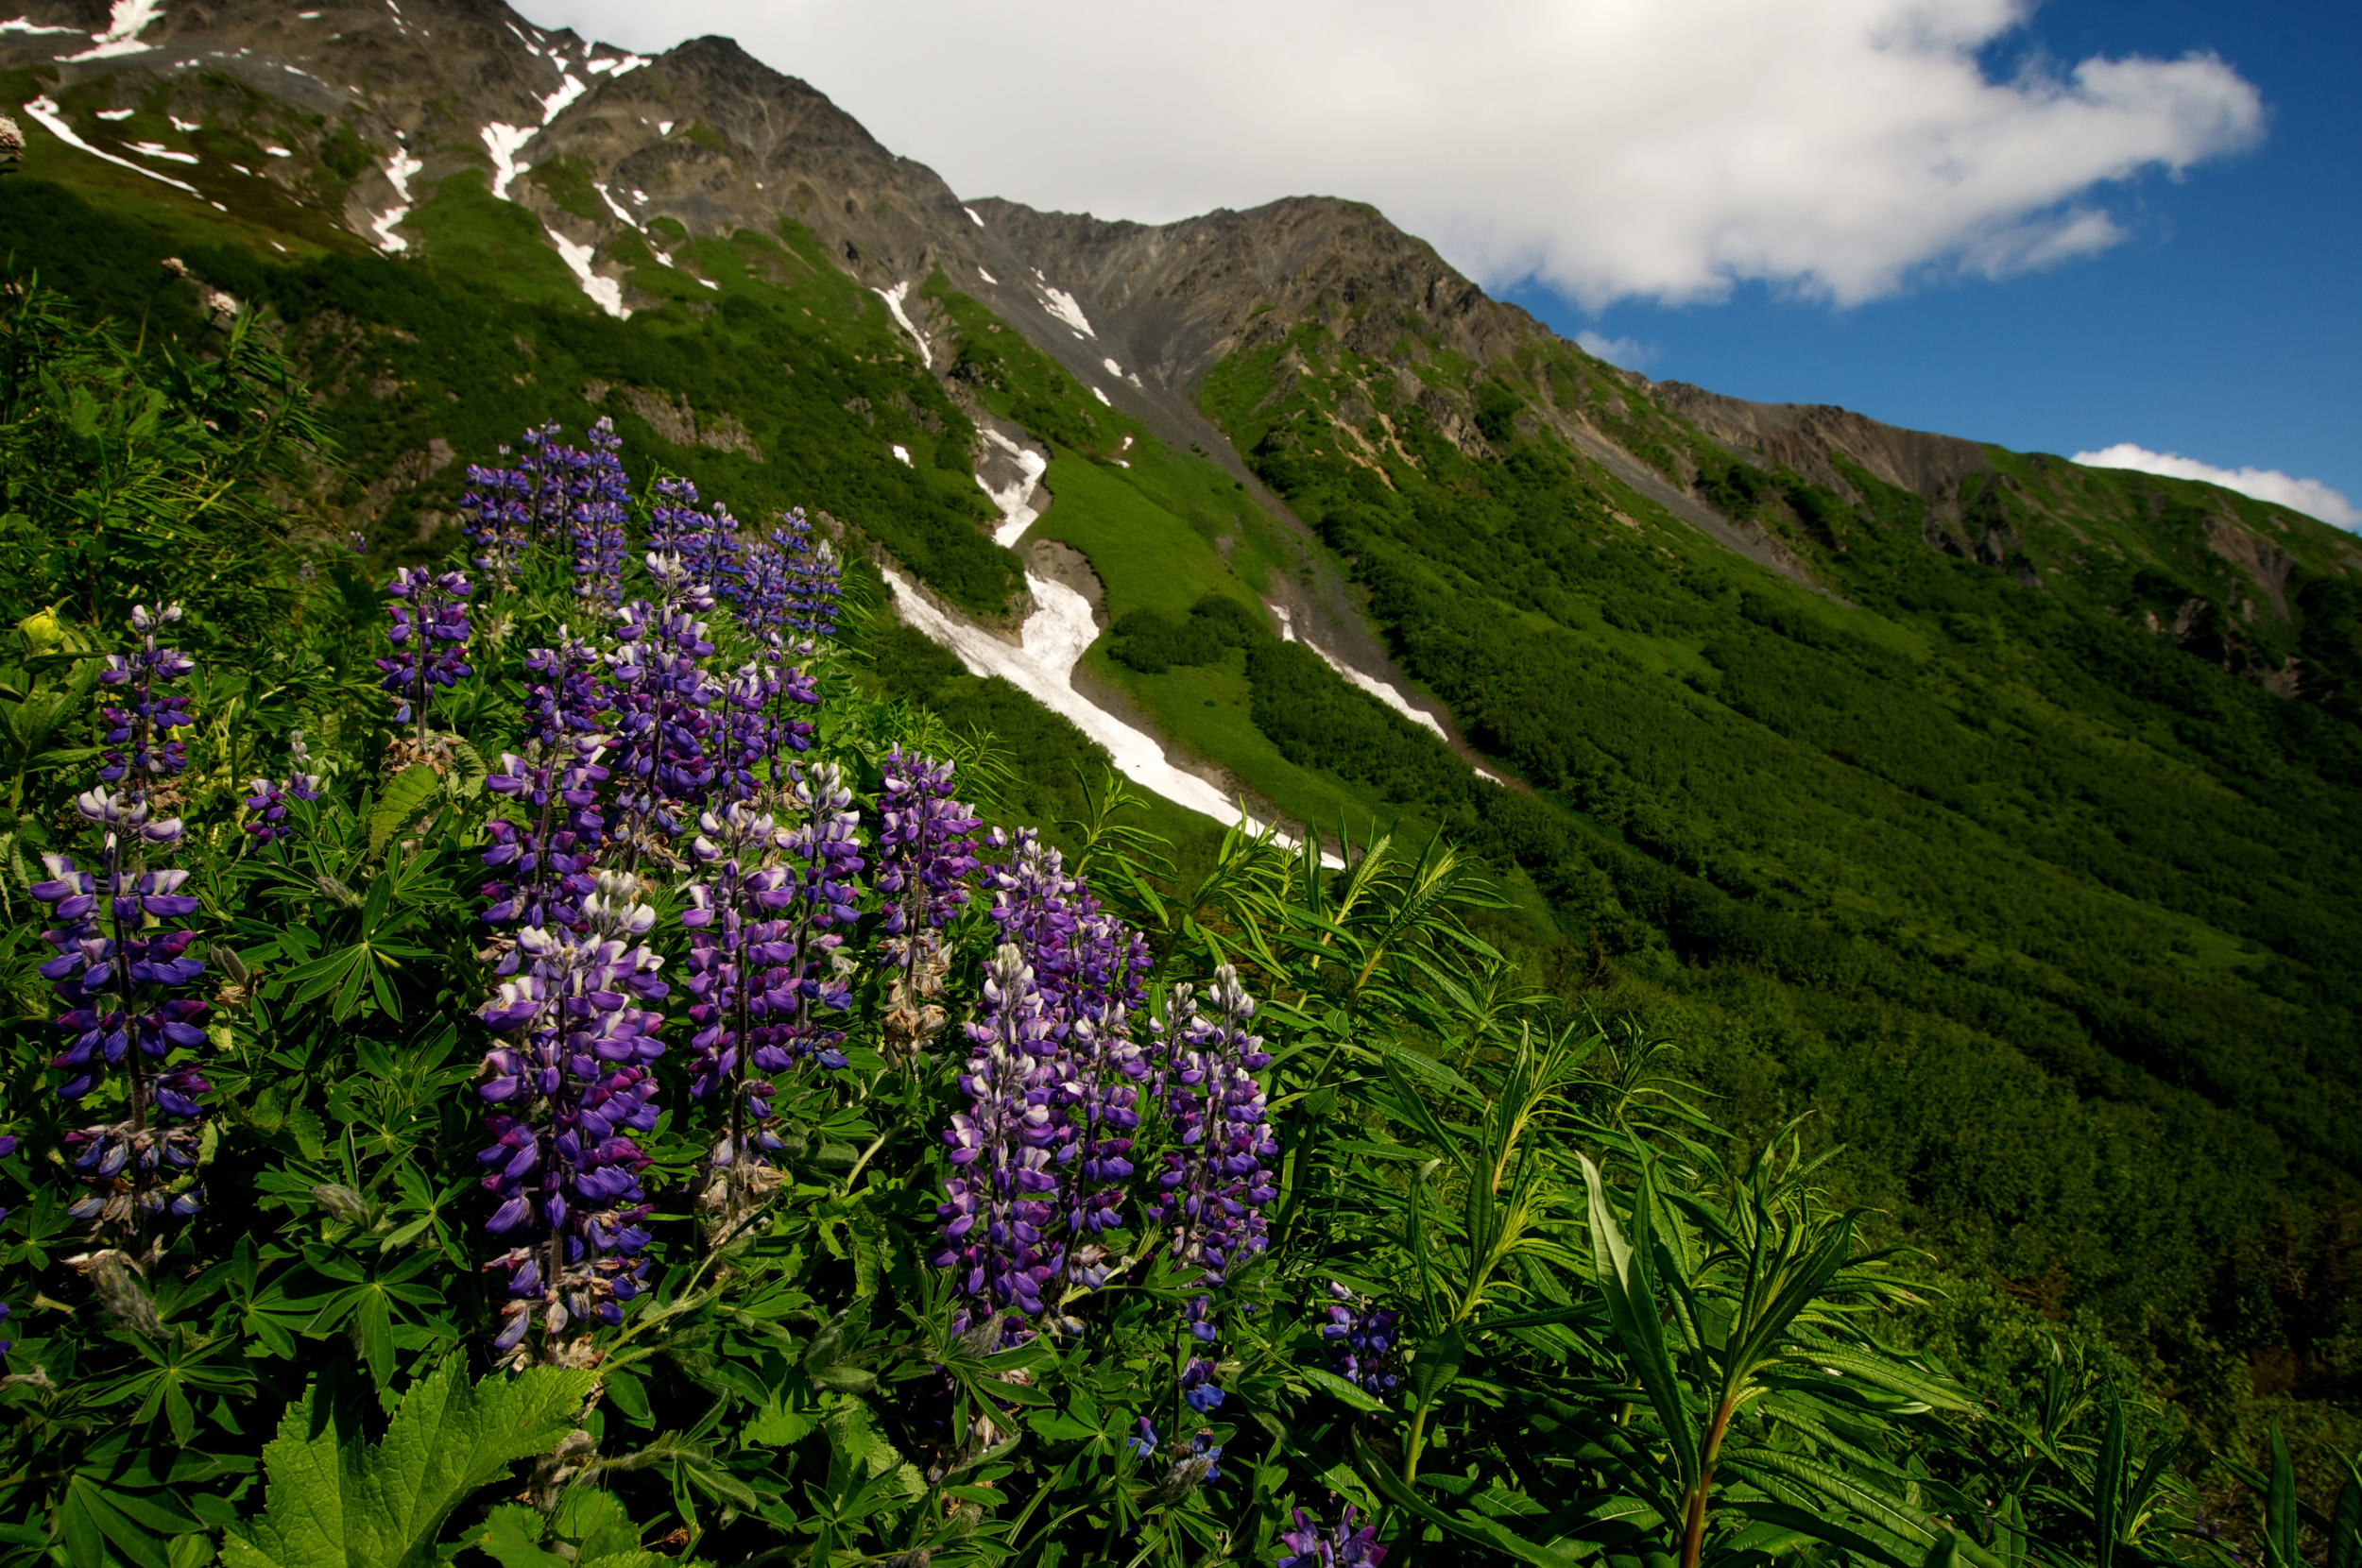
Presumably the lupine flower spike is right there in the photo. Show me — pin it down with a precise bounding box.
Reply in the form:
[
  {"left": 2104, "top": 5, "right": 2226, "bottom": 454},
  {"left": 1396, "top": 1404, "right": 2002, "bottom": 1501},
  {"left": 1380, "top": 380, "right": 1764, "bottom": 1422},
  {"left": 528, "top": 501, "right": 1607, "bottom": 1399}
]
[
  {"left": 376, "top": 567, "right": 472, "bottom": 748},
  {"left": 476, "top": 871, "right": 668, "bottom": 1364},
  {"left": 29, "top": 605, "right": 210, "bottom": 1237},
  {"left": 1323, "top": 1284, "right": 1400, "bottom": 1397},
  {"left": 876, "top": 748, "right": 980, "bottom": 1065},
  {"left": 1276, "top": 1505, "right": 1386, "bottom": 1568}
]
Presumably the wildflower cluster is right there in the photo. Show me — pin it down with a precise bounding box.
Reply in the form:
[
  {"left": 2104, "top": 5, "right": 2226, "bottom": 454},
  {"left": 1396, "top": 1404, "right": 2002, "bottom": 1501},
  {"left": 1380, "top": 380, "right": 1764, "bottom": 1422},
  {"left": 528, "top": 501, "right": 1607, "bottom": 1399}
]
[
  {"left": 30, "top": 604, "right": 210, "bottom": 1234},
  {"left": 242, "top": 730, "right": 319, "bottom": 845},
  {"left": 1322, "top": 1284, "right": 1400, "bottom": 1397}
]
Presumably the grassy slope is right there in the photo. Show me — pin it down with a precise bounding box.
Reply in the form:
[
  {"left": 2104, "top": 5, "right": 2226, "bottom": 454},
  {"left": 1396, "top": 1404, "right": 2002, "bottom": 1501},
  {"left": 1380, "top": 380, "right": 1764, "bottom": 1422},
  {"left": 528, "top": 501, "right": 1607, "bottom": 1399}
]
[{"left": 1202, "top": 315, "right": 2362, "bottom": 1443}]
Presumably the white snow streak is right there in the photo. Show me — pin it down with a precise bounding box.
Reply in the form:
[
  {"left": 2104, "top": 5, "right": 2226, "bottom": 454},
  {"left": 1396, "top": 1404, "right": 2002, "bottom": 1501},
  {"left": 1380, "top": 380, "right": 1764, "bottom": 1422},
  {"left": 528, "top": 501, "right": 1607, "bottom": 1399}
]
[
  {"left": 262, "top": 144, "right": 291, "bottom": 157},
  {"left": 1102, "top": 357, "right": 1123, "bottom": 378},
  {"left": 976, "top": 264, "right": 997, "bottom": 284},
  {"left": 167, "top": 113, "right": 197, "bottom": 130},
  {"left": 124, "top": 139, "right": 197, "bottom": 163},
  {"left": 977, "top": 429, "right": 1048, "bottom": 547},
  {"left": 0, "top": 16, "right": 79, "bottom": 34},
  {"left": 481, "top": 122, "right": 534, "bottom": 198},
  {"left": 1266, "top": 603, "right": 1467, "bottom": 751},
  {"left": 964, "top": 205, "right": 984, "bottom": 226},
  {"left": 1090, "top": 386, "right": 1111, "bottom": 406},
  {"left": 1039, "top": 284, "right": 1094, "bottom": 337},
  {"left": 872, "top": 281, "right": 931, "bottom": 367},
  {"left": 593, "top": 180, "right": 639, "bottom": 229},
  {"left": 370, "top": 147, "right": 421, "bottom": 251},
  {"left": 548, "top": 229, "right": 628, "bottom": 317},
  {"left": 56, "top": 0, "right": 161, "bottom": 60},
  {"left": 539, "top": 73, "right": 586, "bottom": 123},
  {"left": 890, "top": 444, "right": 913, "bottom": 466},
  {"left": 94, "top": 106, "right": 133, "bottom": 120},
  {"left": 20, "top": 96, "right": 197, "bottom": 192},
  {"left": 885, "top": 568, "right": 1326, "bottom": 848}
]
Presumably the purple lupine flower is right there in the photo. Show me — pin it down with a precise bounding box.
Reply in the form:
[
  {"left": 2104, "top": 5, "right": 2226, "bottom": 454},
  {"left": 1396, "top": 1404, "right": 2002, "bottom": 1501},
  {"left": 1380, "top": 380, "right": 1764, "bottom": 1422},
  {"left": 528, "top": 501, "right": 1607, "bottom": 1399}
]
[
  {"left": 877, "top": 749, "right": 981, "bottom": 1065},
  {"left": 1127, "top": 1416, "right": 1159, "bottom": 1457},
  {"left": 934, "top": 944, "right": 1067, "bottom": 1342},
  {"left": 1150, "top": 966, "right": 1276, "bottom": 1289},
  {"left": 457, "top": 448, "right": 533, "bottom": 588},
  {"left": 475, "top": 870, "right": 668, "bottom": 1362},
  {"left": 32, "top": 606, "right": 209, "bottom": 1232},
  {"left": 769, "top": 760, "right": 864, "bottom": 1069},
  {"left": 1276, "top": 1506, "right": 1386, "bottom": 1568},
  {"left": 243, "top": 730, "right": 321, "bottom": 845},
  {"left": 481, "top": 737, "right": 611, "bottom": 931},
  {"left": 649, "top": 476, "right": 741, "bottom": 597},
  {"left": 374, "top": 568, "right": 472, "bottom": 742},
  {"left": 710, "top": 656, "right": 817, "bottom": 805},
  {"left": 608, "top": 556, "right": 719, "bottom": 858},
  {"left": 1322, "top": 1285, "right": 1400, "bottom": 1398},
  {"left": 680, "top": 801, "right": 801, "bottom": 1236},
  {"left": 96, "top": 603, "right": 195, "bottom": 786},
  {"left": 521, "top": 628, "right": 610, "bottom": 751},
  {"left": 780, "top": 510, "right": 843, "bottom": 646},
  {"left": 568, "top": 419, "right": 631, "bottom": 605}
]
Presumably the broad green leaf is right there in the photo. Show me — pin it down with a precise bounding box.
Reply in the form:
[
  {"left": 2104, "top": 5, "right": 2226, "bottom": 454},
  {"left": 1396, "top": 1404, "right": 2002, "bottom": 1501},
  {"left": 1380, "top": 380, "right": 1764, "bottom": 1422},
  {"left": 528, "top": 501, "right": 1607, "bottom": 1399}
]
[
  {"left": 367, "top": 766, "right": 442, "bottom": 858},
  {"left": 221, "top": 1357, "right": 594, "bottom": 1568},
  {"left": 1408, "top": 1322, "right": 1466, "bottom": 1408}
]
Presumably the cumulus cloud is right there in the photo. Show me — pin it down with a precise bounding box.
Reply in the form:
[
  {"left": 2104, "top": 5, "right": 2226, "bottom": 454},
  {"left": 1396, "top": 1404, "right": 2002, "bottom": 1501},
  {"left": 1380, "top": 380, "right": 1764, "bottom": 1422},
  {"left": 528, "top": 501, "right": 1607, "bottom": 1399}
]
[
  {"left": 1575, "top": 331, "right": 1652, "bottom": 370},
  {"left": 2073, "top": 444, "right": 2361, "bottom": 530},
  {"left": 521, "top": 0, "right": 2262, "bottom": 307}
]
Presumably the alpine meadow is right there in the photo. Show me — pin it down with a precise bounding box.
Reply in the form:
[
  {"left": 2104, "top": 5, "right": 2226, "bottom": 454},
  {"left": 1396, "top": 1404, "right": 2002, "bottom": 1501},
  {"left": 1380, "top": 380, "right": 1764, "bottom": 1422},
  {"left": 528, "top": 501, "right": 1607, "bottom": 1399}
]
[{"left": 0, "top": 1, "right": 2358, "bottom": 1564}]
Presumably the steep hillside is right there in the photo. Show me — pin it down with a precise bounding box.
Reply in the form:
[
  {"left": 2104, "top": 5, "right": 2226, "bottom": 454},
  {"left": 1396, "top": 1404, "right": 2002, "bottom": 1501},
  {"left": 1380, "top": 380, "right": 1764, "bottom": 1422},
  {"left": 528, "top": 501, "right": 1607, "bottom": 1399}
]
[{"left": 7, "top": 0, "right": 2362, "bottom": 1456}]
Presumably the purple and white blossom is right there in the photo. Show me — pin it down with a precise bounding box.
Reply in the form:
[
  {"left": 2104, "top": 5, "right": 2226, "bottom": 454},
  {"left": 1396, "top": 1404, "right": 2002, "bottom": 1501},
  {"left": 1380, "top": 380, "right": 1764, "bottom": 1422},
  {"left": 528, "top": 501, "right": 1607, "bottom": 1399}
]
[
  {"left": 876, "top": 749, "right": 980, "bottom": 1064},
  {"left": 934, "top": 944, "right": 1066, "bottom": 1340},
  {"left": 31, "top": 605, "right": 209, "bottom": 1232},
  {"left": 475, "top": 870, "right": 668, "bottom": 1360},
  {"left": 608, "top": 557, "right": 719, "bottom": 856}
]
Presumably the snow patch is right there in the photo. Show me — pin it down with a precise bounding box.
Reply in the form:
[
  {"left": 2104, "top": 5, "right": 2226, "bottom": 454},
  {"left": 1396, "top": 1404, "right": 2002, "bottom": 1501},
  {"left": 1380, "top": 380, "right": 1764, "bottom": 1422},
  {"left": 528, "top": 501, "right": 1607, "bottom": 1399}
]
[
  {"left": 548, "top": 229, "right": 628, "bottom": 317},
  {"left": 585, "top": 53, "right": 645, "bottom": 77},
  {"left": 964, "top": 206, "right": 984, "bottom": 226},
  {"left": 976, "top": 264, "right": 997, "bottom": 284},
  {"left": 369, "top": 147, "right": 421, "bottom": 252},
  {"left": 882, "top": 568, "right": 1329, "bottom": 857},
  {"left": 56, "top": 0, "right": 162, "bottom": 60},
  {"left": 481, "top": 122, "right": 534, "bottom": 199},
  {"left": 167, "top": 112, "right": 198, "bottom": 130},
  {"left": 1102, "top": 357, "right": 1123, "bottom": 378},
  {"left": 890, "top": 444, "right": 913, "bottom": 467},
  {"left": 539, "top": 73, "right": 586, "bottom": 124},
  {"left": 20, "top": 95, "right": 197, "bottom": 192},
  {"left": 1039, "top": 284, "right": 1094, "bottom": 338},
  {"left": 697, "top": 277, "right": 718, "bottom": 290},
  {"left": 262, "top": 144, "right": 291, "bottom": 157},
  {"left": 125, "top": 139, "right": 197, "bottom": 163},
  {"left": 977, "top": 429, "right": 1049, "bottom": 547},
  {"left": 94, "top": 106, "right": 134, "bottom": 120},
  {"left": 0, "top": 16, "right": 79, "bottom": 34},
  {"left": 1091, "top": 387, "right": 1111, "bottom": 406},
  {"left": 658, "top": 120, "right": 674, "bottom": 135},
  {"left": 872, "top": 281, "right": 931, "bottom": 368},
  {"left": 593, "top": 180, "right": 639, "bottom": 229}
]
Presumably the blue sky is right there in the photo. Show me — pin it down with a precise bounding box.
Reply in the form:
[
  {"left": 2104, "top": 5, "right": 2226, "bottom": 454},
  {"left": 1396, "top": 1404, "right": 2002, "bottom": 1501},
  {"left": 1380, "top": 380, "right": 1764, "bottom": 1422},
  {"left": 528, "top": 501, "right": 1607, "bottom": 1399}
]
[
  {"left": 538, "top": 0, "right": 2354, "bottom": 521},
  {"left": 1505, "top": 0, "right": 2359, "bottom": 513}
]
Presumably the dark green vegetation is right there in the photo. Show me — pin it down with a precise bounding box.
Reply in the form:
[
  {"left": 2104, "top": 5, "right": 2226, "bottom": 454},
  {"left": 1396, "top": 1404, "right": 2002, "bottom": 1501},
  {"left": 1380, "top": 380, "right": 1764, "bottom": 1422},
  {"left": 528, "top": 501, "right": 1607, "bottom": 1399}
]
[
  {"left": 1202, "top": 316, "right": 2362, "bottom": 1483},
  {"left": 0, "top": 174, "right": 1021, "bottom": 620}
]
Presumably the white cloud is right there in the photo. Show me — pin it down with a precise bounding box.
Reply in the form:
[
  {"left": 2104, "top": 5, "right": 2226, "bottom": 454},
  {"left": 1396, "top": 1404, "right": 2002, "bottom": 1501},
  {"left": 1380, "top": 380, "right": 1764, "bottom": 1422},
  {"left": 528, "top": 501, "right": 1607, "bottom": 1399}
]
[
  {"left": 2072, "top": 444, "right": 2361, "bottom": 530},
  {"left": 519, "top": 0, "right": 2262, "bottom": 307},
  {"left": 1575, "top": 330, "right": 1651, "bottom": 369}
]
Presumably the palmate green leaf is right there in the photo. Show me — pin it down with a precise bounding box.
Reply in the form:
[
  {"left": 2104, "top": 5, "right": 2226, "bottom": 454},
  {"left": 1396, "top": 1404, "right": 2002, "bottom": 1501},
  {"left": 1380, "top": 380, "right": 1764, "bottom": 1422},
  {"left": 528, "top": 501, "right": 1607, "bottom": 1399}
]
[
  {"left": 220, "top": 1356, "right": 594, "bottom": 1568},
  {"left": 367, "top": 765, "right": 443, "bottom": 858}
]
